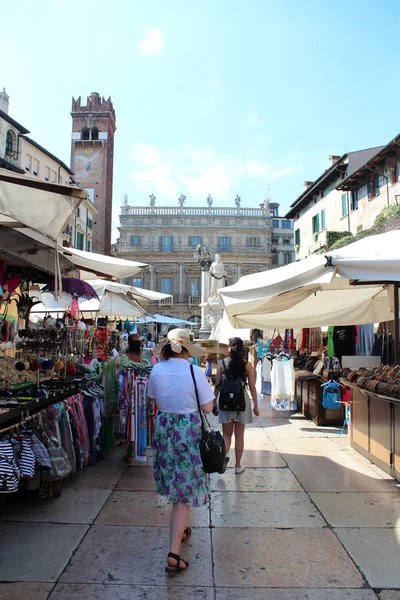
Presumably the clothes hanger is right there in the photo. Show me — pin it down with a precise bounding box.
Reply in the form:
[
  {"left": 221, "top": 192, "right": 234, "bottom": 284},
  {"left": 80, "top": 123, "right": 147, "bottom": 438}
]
[{"left": 321, "top": 379, "right": 343, "bottom": 387}]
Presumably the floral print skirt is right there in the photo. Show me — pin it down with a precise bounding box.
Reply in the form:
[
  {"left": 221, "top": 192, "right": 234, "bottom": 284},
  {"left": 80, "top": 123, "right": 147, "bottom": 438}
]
[{"left": 152, "top": 411, "right": 210, "bottom": 507}]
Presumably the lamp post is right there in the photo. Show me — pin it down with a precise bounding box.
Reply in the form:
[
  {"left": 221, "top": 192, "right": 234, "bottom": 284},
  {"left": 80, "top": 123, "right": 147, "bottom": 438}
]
[{"left": 194, "top": 245, "right": 212, "bottom": 339}]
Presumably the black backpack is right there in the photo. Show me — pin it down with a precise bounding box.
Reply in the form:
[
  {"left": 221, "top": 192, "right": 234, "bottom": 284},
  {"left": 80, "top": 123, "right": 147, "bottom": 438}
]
[{"left": 218, "top": 359, "right": 246, "bottom": 412}]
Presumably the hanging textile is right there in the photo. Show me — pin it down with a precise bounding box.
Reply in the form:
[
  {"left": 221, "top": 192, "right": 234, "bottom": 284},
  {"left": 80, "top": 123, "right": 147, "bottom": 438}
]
[
  {"left": 356, "top": 324, "right": 375, "bottom": 356},
  {"left": 270, "top": 357, "right": 297, "bottom": 411},
  {"left": 327, "top": 326, "right": 335, "bottom": 357}
]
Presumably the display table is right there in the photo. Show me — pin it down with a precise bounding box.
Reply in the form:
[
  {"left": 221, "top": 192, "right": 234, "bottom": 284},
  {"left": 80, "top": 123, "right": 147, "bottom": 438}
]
[
  {"left": 343, "top": 379, "right": 400, "bottom": 481},
  {"left": 295, "top": 371, "right": 345, "bottom": 427}
]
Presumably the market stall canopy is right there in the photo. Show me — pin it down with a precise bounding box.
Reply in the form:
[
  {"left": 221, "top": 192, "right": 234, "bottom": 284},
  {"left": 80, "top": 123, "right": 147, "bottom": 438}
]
[
  {"left": 230, "top": 281, "right": 392, "bottom": 329},
  {"left": 80, "top": 290, "right": 147, "bottom": 319},
  {"left": 84, "top": 279, "right": 171, "bottom": 308},
  {"left": 136, "top": 314, "right": 196, "bottom": 326},
  {"left": 0, "top": 168, "right": 84, "bottom": 238},
  {"left": 219, "top": 255, "right": 335, "bottom": 322},
  {"left": 58, "top": 247, "right": 147, "bottom": 279},
  {"left": 31, "top": 290, "right": 148, "bottom": 320},
  {"left": 327, "top": 230, "right": 400, "bottom": 281}
]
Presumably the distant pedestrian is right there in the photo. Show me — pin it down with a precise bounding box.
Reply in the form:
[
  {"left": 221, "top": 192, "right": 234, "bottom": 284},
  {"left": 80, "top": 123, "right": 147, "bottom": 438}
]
[
  {"left": 204, "top": 354, "right": 213, "bottom": 384},
  {"left": 148, "top": 329, "right": 214, "bottom": 574}
]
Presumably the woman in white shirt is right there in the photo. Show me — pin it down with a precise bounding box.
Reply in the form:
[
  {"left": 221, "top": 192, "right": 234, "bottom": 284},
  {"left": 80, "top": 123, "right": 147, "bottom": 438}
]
[{"left": 148, "top": 329, "right": 214, "bottom": 575}]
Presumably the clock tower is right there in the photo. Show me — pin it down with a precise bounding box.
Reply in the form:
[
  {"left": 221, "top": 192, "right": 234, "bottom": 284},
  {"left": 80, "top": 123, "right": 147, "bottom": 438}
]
[{"left": 70, "top": 93, "right": 116, "bottom": 255}]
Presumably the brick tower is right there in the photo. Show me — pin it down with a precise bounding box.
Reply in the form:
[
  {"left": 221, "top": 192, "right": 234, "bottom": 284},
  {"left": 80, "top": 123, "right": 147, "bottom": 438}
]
[{"left": 70, "top": 92, "right": 116, "bottom": 255}]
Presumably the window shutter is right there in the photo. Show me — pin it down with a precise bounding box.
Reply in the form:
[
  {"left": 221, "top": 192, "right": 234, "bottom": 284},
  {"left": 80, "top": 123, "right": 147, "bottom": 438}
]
[
  {"left": 228, "top": 237, "right": 232, "bottom": 251},
  {"left": 246, "top": 237, "right": 249, "bottom": 247},
  {"left": 188, "top": 236, "right": 192, "bottom": 246},
  {"left": 159, "top": 236, "right": 163, "bottom": 251},
  {"left": 217, "top": 236, "right": 221, "bottom": 251},
  {"left": 257, "top": 237, "right": 261, "bottom": 247},
  {"left": 170, "top": 236, "right": 174, "bottom": 251}
]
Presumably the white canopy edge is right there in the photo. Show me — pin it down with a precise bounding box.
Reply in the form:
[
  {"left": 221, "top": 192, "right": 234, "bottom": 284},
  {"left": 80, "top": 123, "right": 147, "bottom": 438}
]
[
  {"left": 13, "top": 228, "right": 148, "bottom": 279},
  {"left": 0, "top": 168, "right": 84, "bottom": 239},
  {"left": 327, "top": 230, "right": 400, "bottom": 281}
]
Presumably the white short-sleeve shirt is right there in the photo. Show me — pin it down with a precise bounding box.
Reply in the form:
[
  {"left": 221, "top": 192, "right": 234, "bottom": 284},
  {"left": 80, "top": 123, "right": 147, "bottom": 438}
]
[{"left": 147, "top": 358, "right": 214, "bottom": 415}]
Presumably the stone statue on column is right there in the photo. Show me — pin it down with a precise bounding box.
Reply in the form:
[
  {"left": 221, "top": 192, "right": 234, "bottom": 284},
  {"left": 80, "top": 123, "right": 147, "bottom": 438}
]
[
  {"left": 149, "top": 193, "right": 156, "bottom": 208},
  {"left": 178, "top": 194, "right": 186, "bottom": 208},
  {"left": 207, "top": 194, "right": 213, "bottom": 207}
]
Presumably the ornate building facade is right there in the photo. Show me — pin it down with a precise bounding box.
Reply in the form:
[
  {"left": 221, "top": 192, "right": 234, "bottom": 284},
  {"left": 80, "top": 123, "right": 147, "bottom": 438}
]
[
  {"left": 115, "top": 196, "right": 295, "bottom": 322},
  {"left": 70, "top": 92, "right": 116, "bottom": 255}
]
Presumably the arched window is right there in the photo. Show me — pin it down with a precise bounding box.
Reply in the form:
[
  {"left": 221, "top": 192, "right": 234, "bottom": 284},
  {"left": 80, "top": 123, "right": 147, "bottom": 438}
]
[
  {"left": 81, "top": 127, "right": 90, "bottom": 140},
  {"left": 91, "top": 127, "right": 99, "bottom": 140},
  {"left": 5, "top": 130, "right": 13, "bottom": 155}
]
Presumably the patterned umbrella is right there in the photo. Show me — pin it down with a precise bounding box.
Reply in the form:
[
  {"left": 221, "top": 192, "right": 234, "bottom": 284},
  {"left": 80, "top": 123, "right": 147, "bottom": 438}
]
[{"left": 43, "top": 278, "right": 99, "bottom": 300}]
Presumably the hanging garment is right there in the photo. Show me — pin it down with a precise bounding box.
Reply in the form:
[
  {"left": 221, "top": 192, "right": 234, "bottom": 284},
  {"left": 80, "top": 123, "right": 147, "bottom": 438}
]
[
  {"left": 356, "top": 324, "right": 375, "bottom": 356},
  {"left": 261, "top": 355, "right": 272, "bottom": 395},
  {"left": 332, "top": 326, "right": 356, "bottom": 360},
  {"left": 270, "top": 358, "right": 297, "bottom": 411},
  {"left": 284, "top": 329, "right": 295, "bottom": 351},
  {"left": 308, "top": 328, "right": 322, "bottom": 353},
  {"left": 327, "top": 326, "right": 335, "bottom": 357},
  {"left": 257, "top": 338, "right": 272, "bottom": 358}
]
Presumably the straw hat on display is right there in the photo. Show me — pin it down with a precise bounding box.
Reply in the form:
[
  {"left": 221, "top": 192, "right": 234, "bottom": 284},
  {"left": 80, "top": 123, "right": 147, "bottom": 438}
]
[{"left": 153, "top": 328, "right": 206, "bottom": 357}]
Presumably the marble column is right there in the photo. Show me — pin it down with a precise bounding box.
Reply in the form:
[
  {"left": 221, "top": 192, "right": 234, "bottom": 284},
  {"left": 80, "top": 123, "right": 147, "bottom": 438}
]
[{"left": 199, "top": 269, "right": 211, "bottom": 339}]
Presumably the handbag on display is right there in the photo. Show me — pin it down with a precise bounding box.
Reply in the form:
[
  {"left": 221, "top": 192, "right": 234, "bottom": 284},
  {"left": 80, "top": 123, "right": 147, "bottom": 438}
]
[{"left": 190, "top": 364, "right": 226, "bottom": 474}]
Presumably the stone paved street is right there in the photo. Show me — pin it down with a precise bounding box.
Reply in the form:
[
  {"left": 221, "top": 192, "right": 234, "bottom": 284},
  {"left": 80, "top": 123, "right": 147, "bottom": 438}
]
[{"left": 1, "top": 413, "right": 400, "bottom": 599}]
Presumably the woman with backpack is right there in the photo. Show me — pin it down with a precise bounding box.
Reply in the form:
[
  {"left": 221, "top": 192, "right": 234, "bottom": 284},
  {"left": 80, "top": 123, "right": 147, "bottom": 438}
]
[{"left": 214, "top": 337, "right": 259, "bottom": 474}]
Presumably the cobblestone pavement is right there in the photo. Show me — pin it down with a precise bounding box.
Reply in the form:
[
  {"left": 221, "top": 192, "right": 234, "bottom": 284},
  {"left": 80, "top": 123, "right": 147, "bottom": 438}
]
[{"left": 1, "top": 413, "right": 400, "bottom": 599}]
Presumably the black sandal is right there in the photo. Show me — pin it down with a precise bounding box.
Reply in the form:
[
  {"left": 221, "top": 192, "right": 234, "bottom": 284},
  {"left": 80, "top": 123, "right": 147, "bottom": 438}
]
[
  {"left": 182, "top": 527, "right": 192, "bottom": 542},
  {"left": 165, "top": 552, "right": 189, "bottom": 574}
]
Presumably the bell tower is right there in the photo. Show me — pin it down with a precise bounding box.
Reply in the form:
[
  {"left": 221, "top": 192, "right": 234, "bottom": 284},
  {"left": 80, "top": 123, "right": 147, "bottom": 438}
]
[{"left": 70, "top": 92, "right": 116, "bottom": 255}]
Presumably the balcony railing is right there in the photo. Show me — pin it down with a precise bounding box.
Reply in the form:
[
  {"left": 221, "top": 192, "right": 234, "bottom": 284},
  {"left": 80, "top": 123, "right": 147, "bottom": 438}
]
[
  {"left": 0, "top": 149, "right": 20, "bottom": 168},
  {"left": 121, "top": 206, "right": 267, "bottom": 217},
  {"left": 159, "top": 297, "right": 173, "bottom": 305},
  {"left": 118, "top": 243, "right": 270, "bottom": 254},
  {"left": 189, "top": 296, "right": 201, "bottom": 304}
]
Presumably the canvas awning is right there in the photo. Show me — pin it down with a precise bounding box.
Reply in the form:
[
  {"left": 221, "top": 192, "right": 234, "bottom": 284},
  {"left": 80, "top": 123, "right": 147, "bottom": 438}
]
[
  {"left": 84, "top": 279, "right": 171, "bottom": 308},
  {"left": 0, "top": 168, "right": 85, "bottom": 238},
  {"left": 58, "top": 247, "right": 147, "bottom": 279},
  {"left": 228, "top": 281, "right": 392, "bottom": 329},
  {"left": 31, "top": 289, "right": 148, "bottom": 320},
  {"left": 220, "top": 231, "right": 400, "bottom": 329},
  {"left": 327, "top": 230, "right": 400, "bottom": 281},
  {"left": 219, "top": 255, "right": 335, "bottom": 323}
]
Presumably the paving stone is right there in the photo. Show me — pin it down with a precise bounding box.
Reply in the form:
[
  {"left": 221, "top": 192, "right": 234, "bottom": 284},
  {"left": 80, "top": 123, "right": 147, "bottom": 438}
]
[
  {"left": 50, "top": 583, "right": 214, "bottom": 599},
  {"left": 0, "top": 522, "right": 88, "bottom": 582},
  {"left": 293, "top": 467, "right": 396, "bottom": 493},
  {"left": 226, "top": 448, "right": 287, "bottom": 468},
  {"left": 60, "top": 525, "right": 213, "bottom": 587},
  {"left": 211, "top": 491, "right": 326, "bottom": 528},
  {"left": 117, "top": 467, "right": 157, "bottom": 491},
  {"left": 64, "top": 464, "right": 126, "bottom": 490},
  {"left": 310, "top": 492, "right": 400, "bottom": 527},
  {"left": 335, "top": 527, "right": 400, "bottom": 588},
  {"left": 282, "top": 452, "right": 377, "bottom": 472},
  {"left": 0, "top": 582, "right": 54, "bottom": 600},
  {"left": 0, "top": 487, "right": 111, "bottom": 525},
  {"left": 211, "top": 467, "right": 302, "bottom": 492},
  {"left": 377, "top": 592, "right": 400, "bottom": 600},
  {"left": 216, "top": 588, "right": 378, "bottom": 599},
  {"left": 213, "top": 527, "right": 365, "bottom": 588},
  {"left": 95, "top": 491, "right": 209, "bottom": 527}
]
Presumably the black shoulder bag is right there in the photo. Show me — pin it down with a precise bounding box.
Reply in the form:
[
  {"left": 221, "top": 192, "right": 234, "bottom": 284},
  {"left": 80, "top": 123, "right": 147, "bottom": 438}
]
[{"left": 190, "top": 364, "right": 226, "bottom": 474}]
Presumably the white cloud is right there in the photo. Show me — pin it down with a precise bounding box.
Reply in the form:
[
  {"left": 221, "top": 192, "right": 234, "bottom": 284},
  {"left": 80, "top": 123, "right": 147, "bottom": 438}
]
[
  {"left": 244, "top": 113, "right": 262, "bottom": 127},
  {"left": 138, "top": 26, "right": 163, "bottom": 55},
  {"left": 128, "top": 143, "right": 301, "bottom": 203}
]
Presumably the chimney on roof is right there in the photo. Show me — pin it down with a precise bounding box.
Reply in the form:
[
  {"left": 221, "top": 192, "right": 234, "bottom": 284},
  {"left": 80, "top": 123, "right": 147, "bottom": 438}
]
[
  {"left": 0, "top": 88, "right": 9, "bottom": 114},
  {"left": 304, "top": 181, "right": 313, "bottom": 190},
  {"left": 329, "top": 155, "right": 340, "bottom": 166}
]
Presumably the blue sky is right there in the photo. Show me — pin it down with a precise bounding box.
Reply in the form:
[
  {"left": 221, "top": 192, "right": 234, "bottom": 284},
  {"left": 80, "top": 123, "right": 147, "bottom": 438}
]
[{"left": 2, "top": 0, "right": 400, "bottom": 241}]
